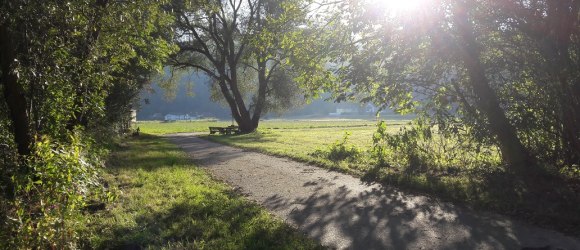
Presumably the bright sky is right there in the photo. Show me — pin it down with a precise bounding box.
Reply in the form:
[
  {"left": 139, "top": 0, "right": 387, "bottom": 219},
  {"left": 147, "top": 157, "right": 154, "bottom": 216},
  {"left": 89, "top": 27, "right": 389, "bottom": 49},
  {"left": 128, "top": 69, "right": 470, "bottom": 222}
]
[
  {"left": 370, "top": 0, "right": 431, "bottom": 17},
  {"left": 374, "top": 0, "right": 429, "bottom": 11}
]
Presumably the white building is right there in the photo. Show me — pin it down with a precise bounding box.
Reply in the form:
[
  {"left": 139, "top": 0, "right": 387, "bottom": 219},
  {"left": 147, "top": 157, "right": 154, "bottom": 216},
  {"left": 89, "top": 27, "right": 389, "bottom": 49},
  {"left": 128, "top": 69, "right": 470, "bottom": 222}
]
[{"left": 164, "top": 114, "right": 194, "bottom": 121}]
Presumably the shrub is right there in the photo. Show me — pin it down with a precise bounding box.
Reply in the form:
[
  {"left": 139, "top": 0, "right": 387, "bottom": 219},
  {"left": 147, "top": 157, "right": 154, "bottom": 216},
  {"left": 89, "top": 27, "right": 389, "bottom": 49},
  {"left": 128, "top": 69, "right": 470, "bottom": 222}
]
[
  {"left": 371, "top": 120, "right": 502, "bottom": 175},
  {"left": 312, "top": 132, "right": 362, "bottom": 163},
  {"left": 1, "top": 133, "right": 108, "bottom": 249}
]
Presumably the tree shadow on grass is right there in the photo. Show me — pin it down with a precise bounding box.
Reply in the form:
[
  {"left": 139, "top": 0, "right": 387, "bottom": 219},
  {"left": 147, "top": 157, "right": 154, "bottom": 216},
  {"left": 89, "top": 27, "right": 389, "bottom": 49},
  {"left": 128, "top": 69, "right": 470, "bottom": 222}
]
[
  {"left": 86, "top": 134, "right": 321, "bottom": 250},
  {"left": 479, "top": 171, "right": 580, "bottom": 235},
  {"left": 164, "top": 135, "right": 252, "bottom": 167},
  {"left": 108, "top": 135, "right": 239, "bottom": 172},
  {"left": 86, "top": 188, "right": 321, "bottom": 250},
  {"left": 360, "top": 163, "right": 580, "bottom": 237}
]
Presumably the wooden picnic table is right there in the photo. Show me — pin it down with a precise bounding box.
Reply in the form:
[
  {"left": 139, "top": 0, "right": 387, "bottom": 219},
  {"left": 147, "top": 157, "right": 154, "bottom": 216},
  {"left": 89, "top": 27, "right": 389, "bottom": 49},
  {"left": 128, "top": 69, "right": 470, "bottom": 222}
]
[{"left": 209, "top": 126, "right": 240, "bottom": 135}]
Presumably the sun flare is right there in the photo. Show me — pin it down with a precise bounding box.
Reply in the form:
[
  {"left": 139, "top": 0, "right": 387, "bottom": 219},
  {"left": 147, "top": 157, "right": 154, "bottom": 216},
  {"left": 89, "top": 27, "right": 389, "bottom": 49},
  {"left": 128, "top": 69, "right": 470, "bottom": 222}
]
[{"left": 371, "top": 0, "right": 429, "bottom": 15}]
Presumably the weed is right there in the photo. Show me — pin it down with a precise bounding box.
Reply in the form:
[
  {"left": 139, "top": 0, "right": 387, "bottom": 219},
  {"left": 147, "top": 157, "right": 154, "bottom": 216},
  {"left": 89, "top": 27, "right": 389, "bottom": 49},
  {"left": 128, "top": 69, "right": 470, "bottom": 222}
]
[{"left": 312, "top": 132, "right": 362, "bottom": 163}]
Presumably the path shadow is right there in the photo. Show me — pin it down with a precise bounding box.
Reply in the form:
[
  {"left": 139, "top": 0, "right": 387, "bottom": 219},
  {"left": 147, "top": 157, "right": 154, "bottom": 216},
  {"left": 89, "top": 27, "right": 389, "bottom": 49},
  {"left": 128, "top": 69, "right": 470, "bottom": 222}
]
[
  {"left": 263, "top": 179, "right": 579, "bottom": 250},
  {"left": 162, "top": 134, "right": 579, "bottom": 250}
]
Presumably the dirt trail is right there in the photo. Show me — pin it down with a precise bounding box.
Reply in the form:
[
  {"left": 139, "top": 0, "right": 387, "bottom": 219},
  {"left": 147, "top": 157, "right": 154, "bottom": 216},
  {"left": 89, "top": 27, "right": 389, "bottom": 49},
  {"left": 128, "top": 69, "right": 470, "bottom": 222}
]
[{"left": 166, "top": 134, "right": 580, "bottom": 250}]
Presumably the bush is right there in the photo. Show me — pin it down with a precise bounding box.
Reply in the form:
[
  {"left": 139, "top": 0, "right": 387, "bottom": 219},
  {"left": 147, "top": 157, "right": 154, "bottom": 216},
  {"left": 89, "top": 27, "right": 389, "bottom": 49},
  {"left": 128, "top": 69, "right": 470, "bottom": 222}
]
[
  {"left": 1, "top": 133, "right": 108, "bottom": 249},
  {"left": 312, "top": 132, "right": 362, "bottom": 163},
  {"left": 371, "top": 120, "right": 502, "bottom": 175}
]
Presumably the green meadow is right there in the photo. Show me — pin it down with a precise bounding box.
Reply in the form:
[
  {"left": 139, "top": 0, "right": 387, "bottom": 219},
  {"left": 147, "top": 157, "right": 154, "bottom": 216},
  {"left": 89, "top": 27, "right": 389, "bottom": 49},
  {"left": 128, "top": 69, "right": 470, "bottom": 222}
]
[
  {"left": 135, "top": 119, "right": 394, "bottom": 135},
  {"left": 136, "top": 119, "right": 404, "bottom": 174}
]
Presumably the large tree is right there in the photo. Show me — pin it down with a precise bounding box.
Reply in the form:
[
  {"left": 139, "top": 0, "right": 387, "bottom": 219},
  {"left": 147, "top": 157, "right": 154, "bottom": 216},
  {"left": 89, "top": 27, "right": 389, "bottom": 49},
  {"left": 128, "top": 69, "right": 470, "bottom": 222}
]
[
  {"left": 490, "top": 0, "right": 580, "bottom": 167},
  {"left": 1, "top": 0, "right": 175, "bottom": 155},
  {"left": 168, "top": 0, "right": 310, "bottom": 132},
  {"left": 320, "top": 0, "right": 580, "bottom": 181},
  {"left": 0, "top": 1, "right": 175, "bottom": 247}
]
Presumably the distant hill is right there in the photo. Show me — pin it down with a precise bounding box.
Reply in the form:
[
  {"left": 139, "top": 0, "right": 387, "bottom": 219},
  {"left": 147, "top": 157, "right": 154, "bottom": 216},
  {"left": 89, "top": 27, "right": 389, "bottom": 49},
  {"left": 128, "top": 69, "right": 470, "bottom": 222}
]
[
  {"left": 136, "top": 72, "right": 397, "bottom": 121},
  {"left": 137, "top": 74, "right": 231, "bottom": 120}
]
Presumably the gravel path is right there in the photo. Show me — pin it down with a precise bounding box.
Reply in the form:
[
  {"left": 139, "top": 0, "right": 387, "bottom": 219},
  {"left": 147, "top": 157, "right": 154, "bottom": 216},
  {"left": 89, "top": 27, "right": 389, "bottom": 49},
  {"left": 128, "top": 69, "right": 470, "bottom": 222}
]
[{"left": 166, "top": 134, "right": 580, "bottom": 250}]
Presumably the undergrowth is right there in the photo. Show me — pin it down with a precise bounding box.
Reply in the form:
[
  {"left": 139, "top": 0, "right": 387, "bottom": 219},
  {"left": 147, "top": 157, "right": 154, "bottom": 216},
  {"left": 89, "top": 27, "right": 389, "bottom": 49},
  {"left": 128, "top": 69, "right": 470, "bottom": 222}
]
[
  {"left": 311, "top": 132, "right": 362, "bottom": 163},
  {"left": 1, "top": 132, "right": 110, "bottom": 249}
]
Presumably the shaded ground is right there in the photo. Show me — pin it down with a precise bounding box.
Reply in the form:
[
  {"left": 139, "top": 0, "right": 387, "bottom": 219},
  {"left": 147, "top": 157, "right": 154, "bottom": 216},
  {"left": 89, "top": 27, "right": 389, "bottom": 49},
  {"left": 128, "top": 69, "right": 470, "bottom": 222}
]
[
  {"left": 167, "top": 133, "right": 580, "bottom": 250},
  {"left": 79, "top": 135, "right": 321, "bottom": 249}
]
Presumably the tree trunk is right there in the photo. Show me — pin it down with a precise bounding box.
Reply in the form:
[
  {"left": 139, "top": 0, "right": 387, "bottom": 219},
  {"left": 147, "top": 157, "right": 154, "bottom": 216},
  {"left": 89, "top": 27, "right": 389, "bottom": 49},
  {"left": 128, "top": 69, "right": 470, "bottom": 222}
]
[
  {"left": 236, "top": 116, "right": 257, "bottom": 133},
  {"left": 453, "top": 4, "right": 537, "bottom": 178},
  {"left": 545, "top": 0, "right": 580, "bottom": 165},
  {"left": 0, "top": 25, "right": 33, "bottom": 156},
  {"left": 221, "top": 37, "right": 264, "bottom": 133},
  {"left": 500, "top": 0, "right": 580, "bottom": 165},
  {"left": 559, "top": 82, "right": 580, "bottom": 165},
  {"left": 216, "top": 77, "right": 258, "bottom": 133},
  {"left": 251, "top": 58, "right": 268, "bottom": 127}
]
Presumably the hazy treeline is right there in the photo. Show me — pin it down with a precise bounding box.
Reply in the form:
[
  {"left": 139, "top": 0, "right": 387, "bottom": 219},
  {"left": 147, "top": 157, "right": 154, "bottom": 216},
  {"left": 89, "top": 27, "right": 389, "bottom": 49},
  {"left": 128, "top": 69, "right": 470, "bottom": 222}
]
[{"left": 138, "top": 76, "right": 375, "bottom": 120}]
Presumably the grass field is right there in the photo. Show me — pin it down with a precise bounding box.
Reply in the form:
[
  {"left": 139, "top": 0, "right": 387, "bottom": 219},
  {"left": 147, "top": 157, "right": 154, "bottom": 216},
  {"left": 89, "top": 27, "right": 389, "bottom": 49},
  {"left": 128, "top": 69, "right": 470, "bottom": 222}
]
[
  {"left": 78, "top": 134, "right": 322, "bottom": 249},
  {"left": 135, "top": 119, "right": 400, "bottom": 135},
  {"left": 204, "top": 126, "right": 383, "bottom": 172},
  {"left": 136, "top": 119, "right": 406, "bottom": 173},
  {"left": 137, "top": 119, "right": 580, "bottom": 235}
]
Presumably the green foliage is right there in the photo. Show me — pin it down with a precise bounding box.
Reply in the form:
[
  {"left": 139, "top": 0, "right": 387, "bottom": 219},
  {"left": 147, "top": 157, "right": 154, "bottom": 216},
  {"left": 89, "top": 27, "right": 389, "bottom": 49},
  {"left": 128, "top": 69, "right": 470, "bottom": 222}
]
[
  {"left": 372, "top": 121, "right": 420, "bottom": 169},
  {"left": 371, "top": 121, "right": 390, "bottom": 167},
  {"left": 560, "top": 165, "right": 580, "bottom": 179},
  {"left": 1, "top": 0, "right": 176, "bottom": 248},
  {"left": 2, "top": 133, "right": 107, "bottom": 249},
  {"left": 2, "top": 0, "right": 176, "bottom": 138},
  {"left": 371, "top": 119, "right": 502, "bottom": 176},
  {"left": 312, "top": 132, "right": 362, "bottom": 163},
  {"left": 320, "top": 0, "right": 580, "bottom": 180}
]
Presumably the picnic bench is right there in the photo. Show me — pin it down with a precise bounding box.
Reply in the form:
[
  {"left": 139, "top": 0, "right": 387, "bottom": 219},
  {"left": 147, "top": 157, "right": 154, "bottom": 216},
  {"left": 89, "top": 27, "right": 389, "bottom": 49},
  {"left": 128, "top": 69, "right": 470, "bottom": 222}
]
[{"left": 209, "top": 125, "right": 240, "bottom": 135}]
